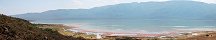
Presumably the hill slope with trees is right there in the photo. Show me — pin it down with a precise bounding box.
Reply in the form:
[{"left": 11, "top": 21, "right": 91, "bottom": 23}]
[{"left": 0, "top": 14, "right": 84, "bottom": 40}]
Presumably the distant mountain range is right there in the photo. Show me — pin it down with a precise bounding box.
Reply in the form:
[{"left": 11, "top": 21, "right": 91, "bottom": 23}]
[{"left": 13, "top": 1, "right": 216, "bottom": 20}]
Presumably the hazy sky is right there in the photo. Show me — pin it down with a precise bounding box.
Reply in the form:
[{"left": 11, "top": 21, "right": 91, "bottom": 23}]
[{"left": 0, "top": 0, "right": 216, "bottom": 15}]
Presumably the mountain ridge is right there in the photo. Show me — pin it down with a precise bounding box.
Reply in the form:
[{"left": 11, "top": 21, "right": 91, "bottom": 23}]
[{"left": 14, "top": 1, "right": 216, "bottom": 20}]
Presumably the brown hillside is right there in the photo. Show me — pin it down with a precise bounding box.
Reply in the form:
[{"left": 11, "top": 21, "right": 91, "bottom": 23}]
[{"left": 0, "top": 14, "right": 84, "bottom": 40}]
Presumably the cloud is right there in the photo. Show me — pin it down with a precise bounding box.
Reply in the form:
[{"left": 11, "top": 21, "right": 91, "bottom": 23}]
[{"left": 193, "top": 0, "right": 216, "bottom": 3}]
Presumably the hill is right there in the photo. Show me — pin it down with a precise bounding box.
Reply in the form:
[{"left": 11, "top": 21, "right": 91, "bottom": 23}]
[
  {"left": 0, "top": 14, "right": 84, "bottom": 40},
  {"left": 14, "top": 1, "right": 216, "bottom": 20}
]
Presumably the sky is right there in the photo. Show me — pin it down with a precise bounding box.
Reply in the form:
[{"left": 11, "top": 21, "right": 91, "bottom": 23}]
[{"left": 0, "top": 0, "right": 216, "bottom": 15}]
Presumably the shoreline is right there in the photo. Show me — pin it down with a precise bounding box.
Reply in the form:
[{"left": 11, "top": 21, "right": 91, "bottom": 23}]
[
  {"left": 32, "top": 22, "right": 216, "bottom": 34},
  {"left": 62, "top": 24, "right": 214, "bottom": 37},
  {"left": 34, "top": 23, "right": 216, "bottom": 34},
  {"left": 62, "top": 24, "right": 216, "bottom": 40},
  {"left": 34, "top": 23, "right": 216, "bottom": 39},
  {"left": 63, "top": 23, "right": 214, "bottom": 32}
]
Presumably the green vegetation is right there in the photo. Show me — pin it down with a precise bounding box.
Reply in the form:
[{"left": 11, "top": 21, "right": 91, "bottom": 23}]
[
  {"left": 0, "top": 14, "right": 84, "bottom": 40},
  {"left": 34, "top": 24, "right": 97, "bottom": 39},
  {"left": 115, "top": 37, "right": 135, "bottom": 40}
]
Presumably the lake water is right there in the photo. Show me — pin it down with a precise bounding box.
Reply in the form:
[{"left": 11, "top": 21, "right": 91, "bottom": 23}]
[{"left": 33, "top": 19, "right": 216, "bottom": 33}]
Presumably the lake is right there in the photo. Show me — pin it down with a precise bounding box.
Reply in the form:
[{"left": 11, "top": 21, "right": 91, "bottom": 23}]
[{"left": 33, "top": 19, "right": 216, "bottom": 33}]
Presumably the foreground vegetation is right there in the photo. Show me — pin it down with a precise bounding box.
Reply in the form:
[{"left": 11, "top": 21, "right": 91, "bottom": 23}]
[
  {"left": 0, "top": 14, "right": 85, "bottom": 40},
  {"left": 34, "top": 24, "right": 97, "bottom": 39}
]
